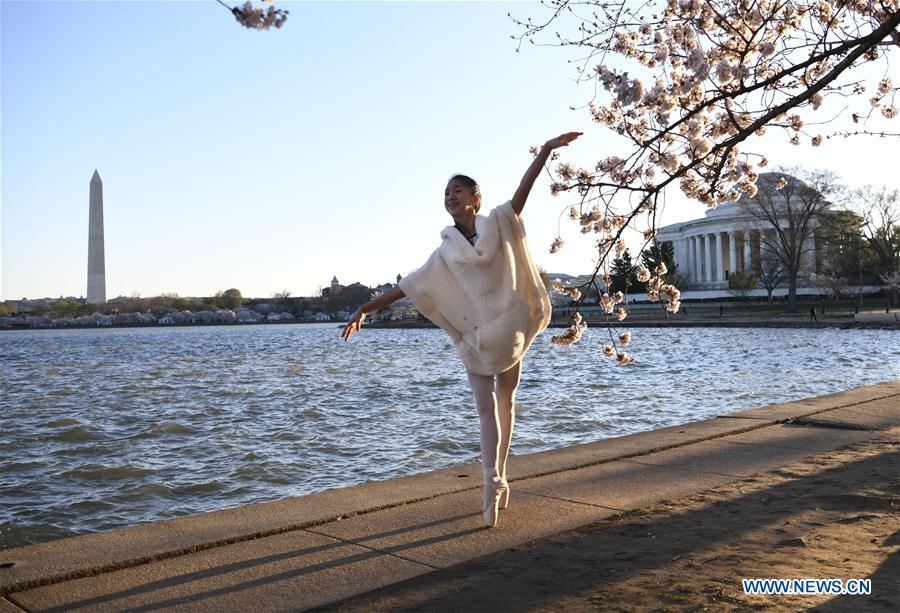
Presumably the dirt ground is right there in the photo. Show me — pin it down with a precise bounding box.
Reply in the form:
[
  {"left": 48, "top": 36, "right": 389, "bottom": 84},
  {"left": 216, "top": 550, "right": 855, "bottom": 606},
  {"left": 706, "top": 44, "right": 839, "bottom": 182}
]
[{"left": 314, "top": 430, "right": 899, "bottom": 612}]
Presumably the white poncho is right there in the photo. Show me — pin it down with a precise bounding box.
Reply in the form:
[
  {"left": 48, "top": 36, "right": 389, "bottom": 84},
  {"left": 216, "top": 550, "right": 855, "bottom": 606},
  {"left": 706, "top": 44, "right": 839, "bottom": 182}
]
[{"left": 398, "top": 201, "right": 551, "bottom": 376}]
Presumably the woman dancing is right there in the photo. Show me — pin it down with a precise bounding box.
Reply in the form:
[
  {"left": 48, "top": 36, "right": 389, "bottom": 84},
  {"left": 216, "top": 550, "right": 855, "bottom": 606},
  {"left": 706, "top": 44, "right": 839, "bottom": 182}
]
[{"left": 342, "top": 131, "right": 582, "bottom": 528}]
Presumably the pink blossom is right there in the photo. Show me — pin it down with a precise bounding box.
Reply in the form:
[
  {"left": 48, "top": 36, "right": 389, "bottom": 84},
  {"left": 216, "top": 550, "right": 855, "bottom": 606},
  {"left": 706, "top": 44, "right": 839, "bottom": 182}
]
[{"left": 616, "top": 352, "right": 636, "bottom": 366}]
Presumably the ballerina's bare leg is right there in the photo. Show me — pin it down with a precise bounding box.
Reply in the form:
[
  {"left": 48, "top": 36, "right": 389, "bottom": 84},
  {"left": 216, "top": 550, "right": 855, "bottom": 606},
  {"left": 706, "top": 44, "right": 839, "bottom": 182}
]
[
  {"left": 467, "top": 370, "right": 500, "bottom": 481},
  {"left": 495, "top": 360, "right": 522, "bottom": 488}
]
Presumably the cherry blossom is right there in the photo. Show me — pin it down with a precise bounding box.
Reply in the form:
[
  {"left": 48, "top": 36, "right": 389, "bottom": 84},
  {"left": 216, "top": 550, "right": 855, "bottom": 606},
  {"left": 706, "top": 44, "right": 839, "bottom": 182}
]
[{"left": 219, "top": 0, "right": 288, "bottom": 30}]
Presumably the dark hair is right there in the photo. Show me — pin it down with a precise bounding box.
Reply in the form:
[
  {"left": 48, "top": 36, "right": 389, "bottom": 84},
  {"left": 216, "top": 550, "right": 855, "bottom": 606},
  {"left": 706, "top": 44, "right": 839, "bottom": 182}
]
[{"left": 448, "top": 174, "right": 482, "bottom": 213}]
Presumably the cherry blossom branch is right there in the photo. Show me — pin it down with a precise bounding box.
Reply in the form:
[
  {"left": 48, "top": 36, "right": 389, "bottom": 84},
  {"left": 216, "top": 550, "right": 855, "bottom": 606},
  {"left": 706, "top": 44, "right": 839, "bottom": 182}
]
[{"left": 515, "top": 1, "right": 899, "bottom": 364}]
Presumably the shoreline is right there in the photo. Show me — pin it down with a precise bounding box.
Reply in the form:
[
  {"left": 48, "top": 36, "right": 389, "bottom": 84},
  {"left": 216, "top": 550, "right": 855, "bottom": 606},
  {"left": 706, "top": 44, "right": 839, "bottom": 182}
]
[
  {"left": 3, "top": 318, "right": 898, "bottom": 332},
  {"left": 369, "top": 319, "right": 899, "bottom": 330}
]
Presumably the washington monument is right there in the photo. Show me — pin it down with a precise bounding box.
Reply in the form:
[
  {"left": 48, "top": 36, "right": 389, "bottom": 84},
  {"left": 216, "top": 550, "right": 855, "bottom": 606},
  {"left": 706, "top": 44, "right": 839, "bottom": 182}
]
[{"left": 87, "top": 170, "right": 106, "bottom": 304}]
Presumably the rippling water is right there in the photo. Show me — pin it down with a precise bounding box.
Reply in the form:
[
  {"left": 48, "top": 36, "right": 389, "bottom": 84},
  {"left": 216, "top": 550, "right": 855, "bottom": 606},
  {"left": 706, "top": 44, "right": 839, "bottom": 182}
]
[{"left": 1, "top": 324, "right": 897, "bottom": 548}]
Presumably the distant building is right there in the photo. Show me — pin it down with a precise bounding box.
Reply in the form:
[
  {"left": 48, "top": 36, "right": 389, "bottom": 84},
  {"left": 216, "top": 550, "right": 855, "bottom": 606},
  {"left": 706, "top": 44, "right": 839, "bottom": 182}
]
[
  {"left": 342, "top": 282, "right": 371, "bottom": 298},
  {"left": 322, "top": 276, "right": 343, "bottom": 297},
  {"left": 322, "top": 277, "right": 373, "bottom": 301},
  {"left": 657, "top": 172, "right": 840, "bottom": 290}
]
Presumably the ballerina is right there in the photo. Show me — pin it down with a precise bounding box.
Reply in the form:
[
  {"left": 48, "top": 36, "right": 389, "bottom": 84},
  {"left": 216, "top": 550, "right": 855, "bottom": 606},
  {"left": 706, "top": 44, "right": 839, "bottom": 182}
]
[{"left": 343, "top": 131, "right": 582, "bottom": 527}]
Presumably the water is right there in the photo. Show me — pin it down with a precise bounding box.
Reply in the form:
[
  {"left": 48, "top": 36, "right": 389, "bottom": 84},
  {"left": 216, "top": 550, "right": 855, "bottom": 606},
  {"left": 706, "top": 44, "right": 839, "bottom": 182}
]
[{"left": 1, "top": 324, "right": 897, "bottom": 548}]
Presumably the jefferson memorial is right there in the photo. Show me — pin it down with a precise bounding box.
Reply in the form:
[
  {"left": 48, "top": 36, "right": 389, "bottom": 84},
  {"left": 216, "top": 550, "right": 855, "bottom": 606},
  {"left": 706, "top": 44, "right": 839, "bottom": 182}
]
[{"left": 657, "top": 173, "right": 828, "bottom": 290}]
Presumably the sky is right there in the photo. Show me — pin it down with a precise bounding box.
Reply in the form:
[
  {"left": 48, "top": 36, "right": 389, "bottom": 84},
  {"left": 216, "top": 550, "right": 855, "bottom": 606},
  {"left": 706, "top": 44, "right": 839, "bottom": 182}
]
[{"left": 2, "top": 0, "right": 898, "bottom": 301}]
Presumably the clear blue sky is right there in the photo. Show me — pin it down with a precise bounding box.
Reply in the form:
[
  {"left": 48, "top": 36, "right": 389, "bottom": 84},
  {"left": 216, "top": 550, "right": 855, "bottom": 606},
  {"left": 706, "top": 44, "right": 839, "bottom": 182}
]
[{"left": 2, "top": 0, "right": 897, "bottom": 300}]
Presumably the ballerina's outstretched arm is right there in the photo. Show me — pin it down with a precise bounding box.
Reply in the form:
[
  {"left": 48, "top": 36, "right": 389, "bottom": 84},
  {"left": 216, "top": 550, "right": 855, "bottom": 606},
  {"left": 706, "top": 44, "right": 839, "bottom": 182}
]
[
  {"left": 342, "top": 285, "right": 406, "bottom": 342},
  {"left": 510, "top": 131, "right": 583, "bottom": 216}
]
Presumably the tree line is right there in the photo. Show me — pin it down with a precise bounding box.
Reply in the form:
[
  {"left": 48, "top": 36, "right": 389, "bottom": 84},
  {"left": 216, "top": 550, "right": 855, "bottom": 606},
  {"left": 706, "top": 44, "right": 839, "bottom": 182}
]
[{"left": 9, "top": 286, "right": 380, "bottom": 319}]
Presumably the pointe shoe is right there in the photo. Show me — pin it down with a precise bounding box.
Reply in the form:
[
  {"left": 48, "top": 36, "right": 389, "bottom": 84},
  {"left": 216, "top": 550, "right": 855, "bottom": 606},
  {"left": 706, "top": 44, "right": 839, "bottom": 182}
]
[
  {"left": 498, "top": 477, "right": 510, "bottom": 510},
  {"left": 483, "top": 476, "right": 503, "bottom": 528}
]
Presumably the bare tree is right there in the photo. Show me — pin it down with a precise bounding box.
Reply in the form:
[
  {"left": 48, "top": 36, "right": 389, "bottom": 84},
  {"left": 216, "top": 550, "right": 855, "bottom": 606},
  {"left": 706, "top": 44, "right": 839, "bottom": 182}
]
[
  {"left": 273, "top": 290, "right": 292, "bottom": 310},
  {"left": 740, "top": 170, "right": 838, "bottom": 311},
  {"left": 757, "top": 250, "right": 786, "bottom": 301},
  {"left": 510, "top": 0, "right": 899, "bottom": 356},
  {"left": 853, "top": 186, "right": 900, "bottom": 278}
]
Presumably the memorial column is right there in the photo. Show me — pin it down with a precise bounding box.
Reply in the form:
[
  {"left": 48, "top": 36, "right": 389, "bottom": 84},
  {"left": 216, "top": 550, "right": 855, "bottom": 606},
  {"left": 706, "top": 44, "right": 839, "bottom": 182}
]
[
  {"left": 728, "top": 231, "right": 737, "bottom": 278},
  {"left": 743, "top": 230, "right": 752, "bottom": 272},
  {"left": 715, "top": 231, "right": 725, "bottom": 282},
  {"left": 694, "top": 235, "right": 703, "bottom": 283},
  {"left": 704, "top": 234, "right": 713, "bottom": 284}
]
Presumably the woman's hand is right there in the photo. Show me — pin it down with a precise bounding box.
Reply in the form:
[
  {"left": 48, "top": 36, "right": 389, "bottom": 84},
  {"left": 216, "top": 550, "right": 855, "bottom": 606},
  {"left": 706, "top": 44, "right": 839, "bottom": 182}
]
[
  {"left": 340, "top": 288, "right": 405, "bottom": 342},
  {"left": 544, "top": 131, "right": 583, "bottom": 150},
  {"left": 342, "top": 309, "right": 366, "bottom": 342},
  {"left": 512, "top": 131, "right": 584, "bottom": 215}
]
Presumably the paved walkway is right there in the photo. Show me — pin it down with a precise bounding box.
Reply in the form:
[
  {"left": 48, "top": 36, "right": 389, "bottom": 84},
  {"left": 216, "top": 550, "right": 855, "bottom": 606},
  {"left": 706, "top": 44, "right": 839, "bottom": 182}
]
[{"left": 1, "top": 382, "right": 897, "bottom": 612}]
